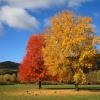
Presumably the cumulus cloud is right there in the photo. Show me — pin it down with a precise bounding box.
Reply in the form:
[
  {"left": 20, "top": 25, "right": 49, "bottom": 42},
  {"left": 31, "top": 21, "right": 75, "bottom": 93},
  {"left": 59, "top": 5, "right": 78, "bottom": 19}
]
[
  {"left": 3, "top": 0, "right": 66, "bottom": 9},
  {"left": 0, "top": 0, "right": 93, "bottom": 32},
  {"left": 0, "top": 23, "right": 4, "bottom": 36},
  {"left": 67, "top": 0, "right": 93, "bottom": 7},
  {"left": 3, "top": 0, "right": 93, "bottom": 9},
  {"left": 0, "top": 6, "right": 39, "bottom": 30}
]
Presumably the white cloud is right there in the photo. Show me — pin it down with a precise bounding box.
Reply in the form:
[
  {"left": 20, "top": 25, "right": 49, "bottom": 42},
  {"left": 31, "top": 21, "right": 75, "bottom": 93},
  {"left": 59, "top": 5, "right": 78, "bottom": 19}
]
[
  {"left": 0, "top": 0, "right": 93, "bottom": 32},
  {"left": 3, "top": 0, "right": 66, "bottom": 9},
  {"left": 0, "top": 23, "right": 4, "bottom": 36},
  {"left": 3, "top": 0, "right": 93, "bottom": 9},
  {"left": 67, "top": 0, "right": 93, "bottom": 7},
  {"left": 0, "top": 6, "right": 39, "bottom": 30}
]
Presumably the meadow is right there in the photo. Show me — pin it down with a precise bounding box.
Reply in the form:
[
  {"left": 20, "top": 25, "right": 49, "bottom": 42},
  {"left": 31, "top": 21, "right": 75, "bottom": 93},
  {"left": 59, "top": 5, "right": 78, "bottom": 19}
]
[{"left": 0, "top": 84, "right": 100, "bottom": 100}]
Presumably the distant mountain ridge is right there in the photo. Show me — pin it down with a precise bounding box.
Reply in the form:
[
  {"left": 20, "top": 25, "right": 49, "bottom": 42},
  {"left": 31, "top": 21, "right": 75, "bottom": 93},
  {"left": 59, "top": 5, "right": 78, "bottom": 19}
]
[{"left": 0, "top": 61, "right": 20, "bottom": 70}]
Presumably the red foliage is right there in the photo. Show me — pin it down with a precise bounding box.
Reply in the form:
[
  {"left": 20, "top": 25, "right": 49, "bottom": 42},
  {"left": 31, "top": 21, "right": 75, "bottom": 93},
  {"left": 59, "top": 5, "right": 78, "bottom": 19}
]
[{"left": 18, "top": 34, "right": 45, "bottom": 82}]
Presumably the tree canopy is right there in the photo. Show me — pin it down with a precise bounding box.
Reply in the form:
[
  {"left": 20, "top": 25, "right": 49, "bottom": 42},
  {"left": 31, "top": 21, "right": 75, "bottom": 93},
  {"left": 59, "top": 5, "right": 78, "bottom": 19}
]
[{"left": 43, "top": 12, "right": 99, "bottom": 84}]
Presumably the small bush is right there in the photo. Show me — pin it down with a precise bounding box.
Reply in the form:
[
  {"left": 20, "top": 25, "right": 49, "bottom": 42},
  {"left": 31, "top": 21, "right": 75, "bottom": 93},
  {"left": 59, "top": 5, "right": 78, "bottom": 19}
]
[{"left": 0, "top": 73, "right": 17, "bottom": 84}]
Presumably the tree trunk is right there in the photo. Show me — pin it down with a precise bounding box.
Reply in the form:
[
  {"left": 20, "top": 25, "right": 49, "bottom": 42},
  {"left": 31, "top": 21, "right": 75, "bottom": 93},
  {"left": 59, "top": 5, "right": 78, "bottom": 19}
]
[
  {"left": 75, "top": 83, "right": 79, "bottom": 91},
  {"left": 39, "top": 80, "right": 42, "bottom": 89}
]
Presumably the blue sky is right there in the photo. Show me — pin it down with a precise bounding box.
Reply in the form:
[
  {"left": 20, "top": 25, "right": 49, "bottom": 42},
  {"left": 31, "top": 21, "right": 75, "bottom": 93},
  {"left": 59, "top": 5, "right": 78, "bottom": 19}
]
[{"left": 0, "top": 0, "right": 100, "bottom": 63}]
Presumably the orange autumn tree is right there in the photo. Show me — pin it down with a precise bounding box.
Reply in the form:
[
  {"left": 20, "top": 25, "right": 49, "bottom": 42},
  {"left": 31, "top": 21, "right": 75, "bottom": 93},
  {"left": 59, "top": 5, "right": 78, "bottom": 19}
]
[
  {"left": 43, "top": 12, "right": 99, "bottom": 90},
  {"left": 18, "top": 34, "right": 45, "bottom": 89}
]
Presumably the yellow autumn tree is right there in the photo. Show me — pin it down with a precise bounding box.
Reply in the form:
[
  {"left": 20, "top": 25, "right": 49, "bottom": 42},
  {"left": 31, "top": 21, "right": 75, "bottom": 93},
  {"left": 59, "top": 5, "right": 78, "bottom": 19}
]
[{"left": 43, "top": 11, "right": 99, "bottom": 90}]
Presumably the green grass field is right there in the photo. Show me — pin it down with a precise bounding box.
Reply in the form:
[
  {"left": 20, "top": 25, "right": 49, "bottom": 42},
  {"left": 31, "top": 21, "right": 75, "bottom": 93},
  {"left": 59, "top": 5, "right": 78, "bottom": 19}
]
[
  {"left": 0, "top": 95, "right": 100, "bottom": 100},
  {"left": 0, "top": 84, "right": 100, "bottom": 100},
  {"left": 0, "top": 84, "right": 100, "bottom": 91}
]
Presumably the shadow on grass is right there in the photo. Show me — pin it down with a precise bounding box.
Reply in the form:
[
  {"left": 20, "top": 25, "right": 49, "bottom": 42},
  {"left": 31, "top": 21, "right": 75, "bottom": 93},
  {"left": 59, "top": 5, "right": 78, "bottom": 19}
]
[
  {"left": 44, "top": 87, "right": 75, "bottom": 90},
  {"left": 79, "top": 86, "right": 100, "bottom": 92},
  {"left": 0, "top": 83, "right": 16, "bottom": 85},
  {"left": 43, "top": 85, "right": 100, "bottom": 91}
]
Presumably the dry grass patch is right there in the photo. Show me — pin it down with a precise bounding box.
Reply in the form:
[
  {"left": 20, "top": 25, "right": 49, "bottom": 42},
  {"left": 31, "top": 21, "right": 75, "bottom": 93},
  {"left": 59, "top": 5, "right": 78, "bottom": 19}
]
[{"left": 1, "top": 89, "right": 100, "bottom": 96}]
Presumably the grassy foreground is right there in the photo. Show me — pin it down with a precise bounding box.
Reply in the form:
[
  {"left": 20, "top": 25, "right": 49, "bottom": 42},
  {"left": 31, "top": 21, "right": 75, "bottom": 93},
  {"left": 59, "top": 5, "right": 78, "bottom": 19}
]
[
  {"left": 0, "top": 84, "right": 100, "bottom": 100},
  {"left": 0, "top": 95, "right": 100, "bottom": 100},
  {"left": 0, "top": 84, "right": 100, "bottom": 91}
]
